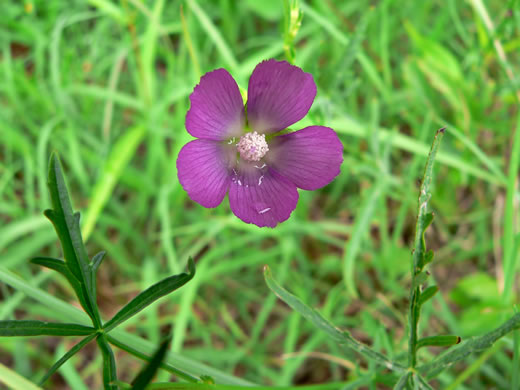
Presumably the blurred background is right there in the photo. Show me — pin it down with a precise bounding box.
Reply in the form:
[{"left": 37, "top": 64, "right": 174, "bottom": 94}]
[{"left": 1, "top": 0, "right": 519, "bottom": 388}]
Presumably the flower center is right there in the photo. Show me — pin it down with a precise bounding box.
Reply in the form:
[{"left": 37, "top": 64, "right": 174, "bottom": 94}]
[{"left": 236, "top": 131, "right": 269, "bottom": 161}]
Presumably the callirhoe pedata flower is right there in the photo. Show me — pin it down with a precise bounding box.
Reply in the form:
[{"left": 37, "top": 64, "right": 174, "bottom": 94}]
[{"left": 177, "top": 59, "right": 343, "bottom": 227}]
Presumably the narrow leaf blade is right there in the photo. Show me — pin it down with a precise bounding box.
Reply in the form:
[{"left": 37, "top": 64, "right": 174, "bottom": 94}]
[
  {"left": 97, "top": 334, "right": 118, "bottom": 390},
  {"left": 417, "top": 335, "right": 461, "bottom": 350},
  {"left": 31, "top": 257, "right": 74, "bottom": 281},
  {"left": 91, "top": 251, "right": 106, "bottom": 274},
  {"left": 413, "top": 130, "right": 444, "bottom": 272},
  {"left": 394, "top": 372, "right": 412, "bottom": 390},
  {"left": 47, "top": 154, "right": 90, "bottom": 282},
  {"left": 419, "top": 313, "right": 520, "bottom": 375},
  {"left": 418, "top": 286, "right": 439, "bottom": 306},
  {"left": 264, "top": 266, "right": 404, "bottom": 372},
  {"left": 39, "top": 333, "right": 97, "bottom": 385},
  {"left": 103, "top": 258, "right": 196, "bottom": 332},
  {"left": 0, "top": 320, "right": 95, "bottom": 337},
  {"left": 46, "top": 154, "right": 101, "bottom": 327},
  {"left": 89, "top": 251, "right": 107, "bottom": 298},
  {"left": 131, "top": 336, "right": 171, "bottom": 390},
  {"left": 31, "top": 257, "right": 96, "bottom": 323}
]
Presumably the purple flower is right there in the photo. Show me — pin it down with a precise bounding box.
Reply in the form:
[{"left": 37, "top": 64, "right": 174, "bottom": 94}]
[{"left": 177, "top": 59, "right": 343, "bottom": 227}]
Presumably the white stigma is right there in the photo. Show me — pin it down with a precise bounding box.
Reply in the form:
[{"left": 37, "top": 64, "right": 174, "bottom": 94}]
[{"left": 236, "top": 131, "right": 269, "bottom": 161}]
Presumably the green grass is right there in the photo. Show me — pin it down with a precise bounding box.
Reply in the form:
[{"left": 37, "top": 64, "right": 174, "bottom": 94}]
[{"left": 1, "top": 0, "right": 519, "bottom": 388}]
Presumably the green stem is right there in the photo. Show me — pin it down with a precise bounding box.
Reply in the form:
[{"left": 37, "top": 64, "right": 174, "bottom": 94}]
[
  {"left": 408, "top": 286, "right": 420, "bottom": 368},
  {"left": 408, "top": 129, "right": 445, "bottom": 369}
]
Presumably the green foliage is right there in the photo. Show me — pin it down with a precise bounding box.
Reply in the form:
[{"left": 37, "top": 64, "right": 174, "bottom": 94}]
[
  {"left": 2, "top": 0, "right": 520, "bottom": 388},
  {"left": 0, "top": 156, "right": 197, "bottom": 389},
  {"left": 0, "top": 320, "right": 95, "bottom": 337},
  {"left": 131, "top": 336, "right": 172, "bottom": 390},
  {"left": 264, "top": 265, "right": 404, "bottom": 373},
  {"left": 103, "top": 258, "right": 195, "bottom": 332},
  {"left": 265, "top": 130, "right": 520, "bottom": 389}
]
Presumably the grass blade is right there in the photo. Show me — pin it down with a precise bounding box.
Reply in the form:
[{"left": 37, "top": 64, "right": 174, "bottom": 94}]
[
  {"left": 103, "top": 258, "right": 195, "bottom": 332},
  {"left": 503, "top": 113, "right": 520, "bottom": 302},
  {"left": 0, "top": 320, "right": 95, "bottom": 337},
  {"left": 342, "top": 178, "right": 386, "bottom": 297},
  {"left": 187, "top": 0, "right": 238, "bottom": 73},
  {"left": 264, "top": 266, "right": 404, "bottom": 372},
  {"left": 39, "top": 333, "right": 97, "bottom": 385},
  {"left": 0, "top": 363, "right": 42, "bottom": 390},
  {"left": 82, "top": 126, "right": 146, "bottom": 241}
]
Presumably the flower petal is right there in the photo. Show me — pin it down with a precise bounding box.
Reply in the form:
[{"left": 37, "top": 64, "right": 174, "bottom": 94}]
[
  {"left": 228, "top": 161, "right": 299, "bottom": 227},
  {"left": 177, "top": 139, "right": 234, "bottom": 208},
  {"left": 186, "top": 69, "right": 245, "bottom": 140},
  {"left": 266, "top": 126, "right": 343, "bottom": 190},
  {"left": 247, "top": 59, "right": 316, "bottom": 134}
]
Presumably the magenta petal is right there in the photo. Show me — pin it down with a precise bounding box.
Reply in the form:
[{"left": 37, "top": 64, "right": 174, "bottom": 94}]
[
  {"left": 247, "top": 59, "right": 317, "bottom": 134},
  {"left": 266, "top": 126, "right": 343, "bottom": 190},
  {"left": 228, "top": 162, "right": 299, "bottom": 227},
  {"left": 186, "top": 69, "right": 245, "bottom": 140},
  {"left": 177, "top": 139, "right": 234, "bottom": 208}
]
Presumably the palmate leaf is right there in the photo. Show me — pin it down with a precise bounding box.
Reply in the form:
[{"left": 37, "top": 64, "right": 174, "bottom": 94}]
[
  {"left": 0, "top": 320, "right": 95, "bottom": 337},
  {"left": 103, "top": 258, "right": 196, "bottom": 332},
  {"left": 264, "top": 266, "right": 405, "bottom": 373},
  {"left": 131, "top": 336, "right": 172, "bottom": 390},
  {"left": 44, "top": 154, "right": 101, "bottom": 327}
]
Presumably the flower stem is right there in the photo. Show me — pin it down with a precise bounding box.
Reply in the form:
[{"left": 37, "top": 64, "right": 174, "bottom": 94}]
[{"left": 407, "top": 129, "right": 445, "bottom": 370}]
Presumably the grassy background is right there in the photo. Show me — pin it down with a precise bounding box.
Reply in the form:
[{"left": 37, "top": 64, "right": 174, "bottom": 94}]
[{"left": 1, "top": 0, "right": 519, "bottom": 388}]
